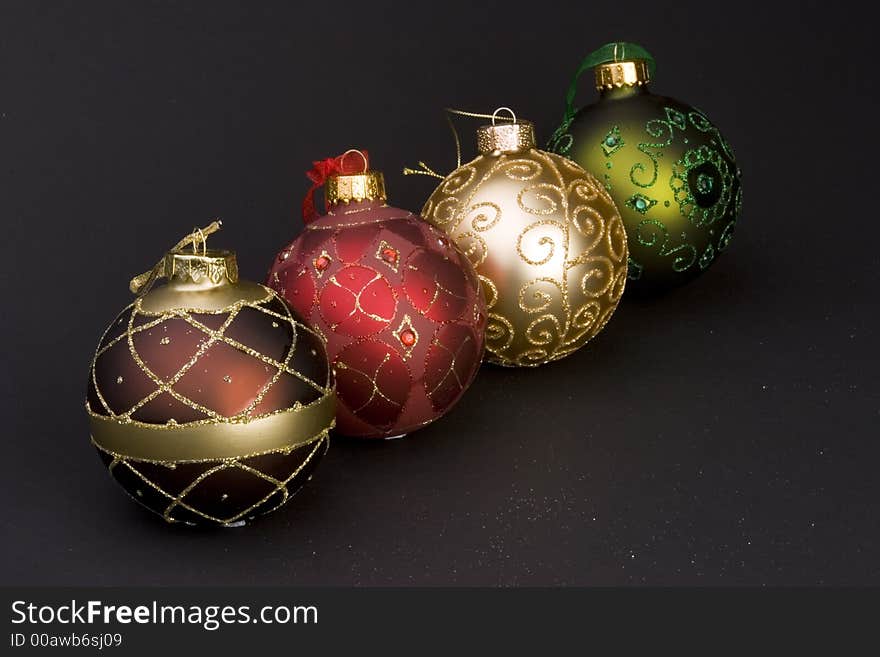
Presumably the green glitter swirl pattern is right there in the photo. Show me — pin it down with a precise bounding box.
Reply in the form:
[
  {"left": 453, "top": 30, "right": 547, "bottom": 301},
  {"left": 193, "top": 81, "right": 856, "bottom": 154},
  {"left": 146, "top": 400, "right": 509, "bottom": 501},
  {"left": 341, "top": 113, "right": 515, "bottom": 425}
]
[{"left": 555, "top": 101, "right": 741, "bottom": 284}]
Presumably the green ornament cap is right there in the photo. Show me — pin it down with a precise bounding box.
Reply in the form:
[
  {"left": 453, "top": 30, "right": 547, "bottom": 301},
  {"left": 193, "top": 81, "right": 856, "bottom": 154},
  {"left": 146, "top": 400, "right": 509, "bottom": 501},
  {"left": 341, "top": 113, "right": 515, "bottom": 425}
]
[
  {"left": 582, "top": 42, "right": 657, "bottom": 77},
  {"left": 586, "top": 42, "right": 656, "bottom": 90},
  {"left": 547, "top": 42, "right": 657, "bottom": 152}
]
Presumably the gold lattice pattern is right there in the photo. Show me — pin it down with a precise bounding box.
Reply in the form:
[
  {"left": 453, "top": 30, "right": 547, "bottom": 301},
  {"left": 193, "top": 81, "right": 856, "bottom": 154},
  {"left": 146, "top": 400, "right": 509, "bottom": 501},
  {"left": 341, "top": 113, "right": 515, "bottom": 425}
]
[
  {"left": 94, "top": 433, "right": 329, "bottom": 525},
  {"left": 87, "top": 287, "right": 334, "bottom": 525},
  {"left": 89, "top": 288, "right": 330, "bottom": 426}
]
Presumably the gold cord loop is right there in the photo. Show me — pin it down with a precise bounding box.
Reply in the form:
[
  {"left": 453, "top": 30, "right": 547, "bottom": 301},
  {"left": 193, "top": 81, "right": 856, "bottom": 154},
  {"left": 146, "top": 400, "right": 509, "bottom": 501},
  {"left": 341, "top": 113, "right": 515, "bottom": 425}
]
[
  {"left": 403, "top": 107, "right": 518, "bottom": 179},
  {"left": 491, "top": 107, "right": 516, "bottom": 126},
  {"left": 341, "top": 149, "right": 369, "bottom": 173}
]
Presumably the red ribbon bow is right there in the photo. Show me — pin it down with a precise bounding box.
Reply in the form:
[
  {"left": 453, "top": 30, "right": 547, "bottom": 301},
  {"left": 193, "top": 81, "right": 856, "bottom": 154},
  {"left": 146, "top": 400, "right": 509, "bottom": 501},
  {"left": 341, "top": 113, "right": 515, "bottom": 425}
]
[{"left": 302, "top": 150, "right": 370, "bottom": 225}]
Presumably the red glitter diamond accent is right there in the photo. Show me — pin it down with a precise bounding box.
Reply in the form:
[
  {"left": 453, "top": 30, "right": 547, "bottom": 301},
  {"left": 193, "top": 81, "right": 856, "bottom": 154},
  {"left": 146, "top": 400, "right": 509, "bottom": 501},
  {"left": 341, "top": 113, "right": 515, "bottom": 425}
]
[
  {"left": 315, "top": 255, "right": 330, "bottom": 271},
  {"left": 381, "top": 247, "right": 398, "bottom": 263},
  {"left": 399, "top": 329, "right": 416, "bottom": 347}
]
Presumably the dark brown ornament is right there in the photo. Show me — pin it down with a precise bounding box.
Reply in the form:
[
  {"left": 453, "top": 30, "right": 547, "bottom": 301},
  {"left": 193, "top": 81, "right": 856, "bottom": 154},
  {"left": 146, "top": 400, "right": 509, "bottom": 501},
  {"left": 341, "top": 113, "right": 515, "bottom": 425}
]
[{"left": 87, "top": 229, "right": 336, "bottom": 526}]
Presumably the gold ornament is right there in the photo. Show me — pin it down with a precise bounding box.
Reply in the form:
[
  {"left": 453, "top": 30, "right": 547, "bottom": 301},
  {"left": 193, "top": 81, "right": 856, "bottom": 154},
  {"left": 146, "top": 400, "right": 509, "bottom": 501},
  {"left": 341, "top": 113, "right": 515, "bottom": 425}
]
[
  {"left": 86, "top": 223, "right": 336, "bottom": 526},
  {"left": 417, "top": 110, "right": 628, "bottom": 367}
]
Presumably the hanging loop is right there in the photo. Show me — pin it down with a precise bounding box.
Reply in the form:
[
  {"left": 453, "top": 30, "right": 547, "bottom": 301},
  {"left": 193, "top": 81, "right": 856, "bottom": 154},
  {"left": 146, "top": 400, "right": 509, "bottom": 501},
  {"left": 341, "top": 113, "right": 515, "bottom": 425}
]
[
  {"left": 491, "top": 107, "right": 517, "bottom": 125},
  {"left": 548, "top": 42, "right": 656, "bottom": 154},
  {"left": 341, "top": 149, "right": 369, "bottom": 173},
  {"left": 403, "top": 106, "right": 519, "bottom": 178}
]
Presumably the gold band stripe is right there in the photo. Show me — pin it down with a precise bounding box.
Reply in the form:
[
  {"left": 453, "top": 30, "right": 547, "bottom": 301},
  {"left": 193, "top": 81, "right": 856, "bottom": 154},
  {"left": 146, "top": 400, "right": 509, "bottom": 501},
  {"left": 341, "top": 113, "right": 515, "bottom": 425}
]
[{"left": 89, "top": 392, "right": 336, "bottom": 462}]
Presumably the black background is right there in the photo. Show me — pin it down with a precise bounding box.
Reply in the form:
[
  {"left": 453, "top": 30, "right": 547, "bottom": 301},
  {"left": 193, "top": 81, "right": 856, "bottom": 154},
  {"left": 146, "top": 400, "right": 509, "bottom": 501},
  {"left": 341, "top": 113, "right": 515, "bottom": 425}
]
[{"left": 1, "top": 0, "right": 877, "bottom": 586}]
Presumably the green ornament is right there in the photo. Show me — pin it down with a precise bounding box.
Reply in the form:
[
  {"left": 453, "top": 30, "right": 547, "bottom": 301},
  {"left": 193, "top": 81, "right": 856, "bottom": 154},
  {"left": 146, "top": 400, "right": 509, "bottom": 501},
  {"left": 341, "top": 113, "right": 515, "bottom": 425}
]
[{"left": 548, "top": 42, "right": 742, "bottom": 292}]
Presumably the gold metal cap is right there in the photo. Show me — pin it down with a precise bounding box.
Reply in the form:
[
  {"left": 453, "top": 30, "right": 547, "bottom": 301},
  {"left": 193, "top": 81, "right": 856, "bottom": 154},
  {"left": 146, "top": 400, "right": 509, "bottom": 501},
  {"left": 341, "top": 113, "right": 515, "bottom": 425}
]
[
  {"left": 162, "top": 249, "right": 239, "bottom": 290},
  {"left": 325, "top": 171, "right": 387, "bottom": 205},
  {"left": 594, "top": 59, "right": 651, "bottom": 90},
  {"left": 477, "top": 120, "right": 536, "bottom": 154}
]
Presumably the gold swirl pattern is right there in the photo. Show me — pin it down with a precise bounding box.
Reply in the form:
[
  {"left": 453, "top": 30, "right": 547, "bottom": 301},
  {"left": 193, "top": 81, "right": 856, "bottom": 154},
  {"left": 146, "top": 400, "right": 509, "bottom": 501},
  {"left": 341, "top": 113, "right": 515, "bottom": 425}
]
[
  {"left": 429, "top": 196, "right": 461, "bottom": 227},
  {"left": 440, "top": 164, "right": 477, "bottom": 195},
  {"left": 478, "top": 274, "right": 499, "bottom": 308},
  {"left": 456, "top": 231, "right": 489, "bottom": 268},
  {"left": 423, "top": 149, "right": 627, "bottom": 367},
  {"left": 467, "top": 201, "right": 503, "bottom": 232},
  {"left": 518, "top": 183, "right": 561, "bottom": 217},
  {"left": 500, "top": 158, "right": 543, "bottom": 181},
  {"left": 485, "top": 312, "right": 515, "bottom": 353}
]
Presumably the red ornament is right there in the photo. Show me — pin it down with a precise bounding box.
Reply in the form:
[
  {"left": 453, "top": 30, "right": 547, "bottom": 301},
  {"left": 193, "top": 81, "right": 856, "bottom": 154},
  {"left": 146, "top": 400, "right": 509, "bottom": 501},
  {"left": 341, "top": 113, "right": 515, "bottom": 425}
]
[{"left": 268, "top": 152, "right": 487, "bottom": 439}]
